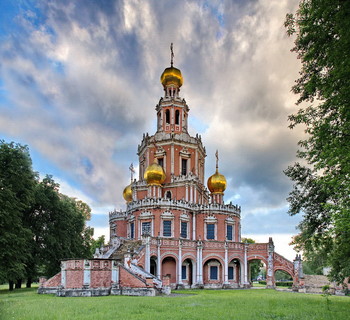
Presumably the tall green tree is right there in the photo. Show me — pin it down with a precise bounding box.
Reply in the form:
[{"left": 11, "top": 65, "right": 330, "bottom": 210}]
[
  {"left": 0, "top": 141, "right": 36, "bottom": 290},
  {"left": 0, "top": 141, "right": 95, "bottom": 289},
  {"left": 28, "top": 175, "right": 94, "bottom": 279},
  {"left": 284, "top": 0, "right": 350, "bottom": 283}
]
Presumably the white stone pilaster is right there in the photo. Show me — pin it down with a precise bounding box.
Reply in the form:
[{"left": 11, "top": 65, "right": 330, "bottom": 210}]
[
  {"left": 157, "top": 239, "right": 161, "bottom": 278},
  {"left": 171, "top": 144, "right": 174, "bottom": 174},
  {"left": 83, "top": 260, "right": 91, "bottom": 287},
  {"left": 244, "top": 243, "right": 248, "bottom": 285},
  {"left": 145, "top": 236, "right": 151, "bottom": 273},
  {"left": 61, "top": 261, "right": 66, "bottom": 288},
  {"left": 192, "top": 213, "right": 196, "bottom": 240},
  {"left": 112, "top": 261, "right": 119, "bottom": 284},
  {"left": 224, "top": 243, "right": 228, "bottom": 284},
  {"left": 178, "top": 240, "right": 183, "bottom": 284}
]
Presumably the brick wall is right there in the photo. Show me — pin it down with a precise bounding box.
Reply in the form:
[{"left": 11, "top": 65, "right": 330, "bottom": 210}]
[
  {"left": 120, "top": 267, "right": 147, "bottom": 288},
  {"left": 91, "top": 270, "right": 111, "bottom": 288},
  {"left": 42, "top": 272, "right": 61, "bottom": 287},
  {"left": 66, "top": 270, "right": 84, "bottom": 289}
]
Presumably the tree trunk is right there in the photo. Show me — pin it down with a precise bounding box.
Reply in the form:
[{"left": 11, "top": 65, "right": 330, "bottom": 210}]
[
  {"left": 9, "top": 280, "right": 14, "bottom": 291},
  {"left": 15, "top": 279, "right": 22, "bottom": 289},
  {"left": 26, "top": 278, "right": 32, "bottom": 288}
]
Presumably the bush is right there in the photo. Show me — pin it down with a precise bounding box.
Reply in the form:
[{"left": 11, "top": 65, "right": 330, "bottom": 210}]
[
  {"left": 276, "top": 281, "right": 293, "bottom": 287},
  {"left": 259, "top": 281, "right": 266, "bottom": 285}
]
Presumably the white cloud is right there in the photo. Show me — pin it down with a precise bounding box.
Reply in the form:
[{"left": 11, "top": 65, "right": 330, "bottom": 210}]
[{"left": 0, "top": 0, "right": 303, "bottom": 241}]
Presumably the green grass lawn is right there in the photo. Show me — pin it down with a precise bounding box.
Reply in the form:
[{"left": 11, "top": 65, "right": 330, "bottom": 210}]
[{"left": 0, "top": 285, "right": 349, "bottom": 320}]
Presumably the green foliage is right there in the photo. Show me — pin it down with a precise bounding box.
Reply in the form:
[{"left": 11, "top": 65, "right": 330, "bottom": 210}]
[
  {"left": 28, "top": 176, "right": 94, "bottom": 277},
  {"left": 284, "top": 0, "right": 350, "bottom": 283},
  {"left": 275, "top": 270, "right": 292, "bottom": 281},
  {"left": 0, "top": 141, "right": 94, "bottom": 287},
  {"left": 0, "top": 141, "right": 36, "bottom": 285},
  {"left": 241, "top": 237, "right": 255, "bottom": 244},
  {"left": 249, "top": 260, "right": 263, "bottom": 281},
  {"left": 90, "top": 235, "right": 106, "bottom": 257},
  {"left": 276, "top": 281, "right": 293, "bottom": 287},
  {"left": 322, "top": 285, "right": 332, "bottom": 311},
  {"left": 302, "top": 258, "right": 325, "bottom": 275},
  {"left": 1, "top": 287, "right": 349, "bottom": 320}
]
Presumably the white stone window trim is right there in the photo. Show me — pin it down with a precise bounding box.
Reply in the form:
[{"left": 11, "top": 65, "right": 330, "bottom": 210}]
[
  {"left": 138, "top": 211, "right": 154, "bottom": 238},
  {"left": 161, "top": 210, "right": 174, "bottom": 238},
  {"left": 208, "top": 260, "right": 220, "bottom": 281},
  {"left": 140, "top": 220, "right": 153, "bottom": 237},
  {"left": 225, "top": 218, "right": 235, "bottom": 242},
  {"left": 205, "top": 222, "right": 217, "bottom": 240},
  {"left": 129, "top": 222, "right": 135, "bottom": 239},
  {"left": 228, "top": 262, "right": 236, "bottom": 281},
  {"left": 180, "top": 156, "right": 190, "bottom": 176},
  {"left": 204, "top": 216, "right": 217, "bottom": 240},
  {"left": 179, "top": 220, "right": 189, "bottom": 239},
  {"left": 165, "top": 190, "right": 172, "bottom": 200},
  {"left": 182, "top": 261, "right": 190, "bottom": 280}
]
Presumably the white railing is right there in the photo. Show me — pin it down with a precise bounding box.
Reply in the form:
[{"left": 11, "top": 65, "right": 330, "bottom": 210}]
[
  {"left": 122, "top": 197, "right": 240, "bottom": 216},
  {"left": 129, "top": 263, "right": 162, "bottom": 288}
]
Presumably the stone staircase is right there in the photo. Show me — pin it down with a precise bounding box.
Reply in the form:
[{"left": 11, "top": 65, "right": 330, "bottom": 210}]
[
  {"left": 110, "top": 240, "right": 144, "bottom": 260},
  {"left": 98, "top": 239, "right": 144, "bottom": 260},
  {"left": 303, "top": 275, "right": 332, "bottom": 293},
  {"left": 129, "top": 263, "right": 162, "bottom": 289}
]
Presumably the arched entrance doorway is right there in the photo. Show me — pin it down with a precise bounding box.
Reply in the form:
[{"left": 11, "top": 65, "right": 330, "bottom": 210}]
[
  {"left": 203, "top": 258, "right": 223, "bottom": 287},
  {"left": 228, "top": 258, "right": 241, "bottom": 287},
  {"left": 181, "top": 258, "right": 194, "bottom": 287},
  {"left": 162, "top": 256, "right": 177, "bottom": 285},
  {"left": 274, "top": 269, "right": 293, "bottom": 289},
  {"left": 248, "top": 258, "right": 267, "bottom": 287},
  {"left": 150, "top": 256, "right": 157, "bottom": 276}
]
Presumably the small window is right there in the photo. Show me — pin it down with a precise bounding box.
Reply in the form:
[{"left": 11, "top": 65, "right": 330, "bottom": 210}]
[
  {"left": 166, "top": 191, "right": 172, "bottom": 199},
  {"left": 165, "top": 109, "right": 170, "bottom": 124},
  {"left": 130, "top": 222, "right": 134, "bottom": 239},
  {"left": 163, "top": 220, "right": 172, "bottom": 237},
  {"left": 158, "top": 157, "right": 164, "bottom": 169},
  {"left": 182, "top": 265, "right": 187, "bottom": 280},
  {"left": 142, "top": 222, "right": 151, "bottom": 236},
  {"left": 228, "top": 266, "right": 234, "bottom": 280},
  {"left": 181, "top": 158, "right": 187, "bottom": 175},
  {"left": 181, "top": 222, "right": 187, "bottom": 238},
  {"left": 175, "top": 110, "right": 180, "bottom": 125},
  {"left": 210, "top": 266, "right": 218, "bottom": 280},
  {"left": 207, "top": 224, "right": 215, "bottom": 240},
  {"left": 227, "top": 225, "right": 233, "bottom": 241}
]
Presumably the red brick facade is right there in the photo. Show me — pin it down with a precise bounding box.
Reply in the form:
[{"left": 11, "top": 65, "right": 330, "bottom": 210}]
[{"left": 108, "top": 62, "right": 304, "bottom": 289}]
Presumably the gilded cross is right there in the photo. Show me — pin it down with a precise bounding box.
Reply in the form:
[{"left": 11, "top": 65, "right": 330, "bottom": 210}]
[
  {"left": 171, "top": 43, "right": 174, "bottom": 67},
  {"left": 129, "top": 163, "right": 135, "bottom": 181}
]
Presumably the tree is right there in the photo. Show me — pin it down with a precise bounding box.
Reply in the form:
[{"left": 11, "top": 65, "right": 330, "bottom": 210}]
[
  {"left": 90, "top": 235, "right": 106, "bottom": 257},
  {"left": 0, "top": 141, "right": 95, "bottom": 289},
  {"left": 28, "top": 176, "right": 94, "bottom": 279},
  {"left": 284, "top": 0, "right": 350, "bottom": 283},
  {"left": 0, "top": 141, "right": 36, "bottom": 290}
]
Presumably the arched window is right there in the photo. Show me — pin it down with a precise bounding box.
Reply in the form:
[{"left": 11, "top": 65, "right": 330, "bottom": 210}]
[
  {"left": 166, "top": 191, "right": 172, "bottom": 200},
  {"left": 165, "top": 109, "right": 170, "bottom": 124},
  {"left": 175, "top": 110, "right": 180, "bottom": 125}
]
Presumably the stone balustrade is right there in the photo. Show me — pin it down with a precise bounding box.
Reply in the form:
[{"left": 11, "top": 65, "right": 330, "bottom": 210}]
[{"left": 114, "top": 197, "right": 241, "bottom": 217}]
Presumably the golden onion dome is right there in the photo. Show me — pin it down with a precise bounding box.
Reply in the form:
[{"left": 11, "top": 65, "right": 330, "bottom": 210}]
[
  {"left": 144, "top": 160, "right": 166, "bottom": 186},
  {"left": 207, "top": 169, "right": 227, "bottom": 194},
  {"left": 123, "top": 183, "right": 133, "bottom": 202},
  {"left": 160, "top": 66, "right": 183, "bottom": 88}
]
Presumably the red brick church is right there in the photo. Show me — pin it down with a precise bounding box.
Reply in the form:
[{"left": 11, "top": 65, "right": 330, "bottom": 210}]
[{"left": 39, "top": 48, "right": 303, "bottom": 296}]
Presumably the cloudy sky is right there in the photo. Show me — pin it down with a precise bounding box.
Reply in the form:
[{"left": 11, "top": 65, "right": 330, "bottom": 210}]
[{"left": 0, "top": 0, "right": 304, "bottom": 260}]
